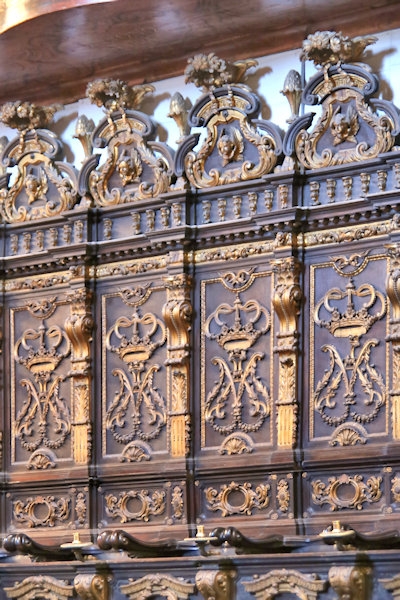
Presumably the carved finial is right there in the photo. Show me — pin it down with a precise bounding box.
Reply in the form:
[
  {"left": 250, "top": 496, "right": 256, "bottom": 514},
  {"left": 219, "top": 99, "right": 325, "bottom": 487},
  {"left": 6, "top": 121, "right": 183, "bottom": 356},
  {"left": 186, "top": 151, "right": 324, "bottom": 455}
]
[
  {"left": 301, "top": 31, "right": 377, "bottom": 72},
  {"left": 184, "top": 52, "right": 258, "bottom": 91},
  {"left": 0, "top": 101, "right": 60, "bottom": 131},
  {"left": 281, "top": 69, "right": 302, "bottom": 123},
  {"left": 86, "top": 78, "right": 155, "bottom": 112},
  {"left": 167, "top": 91, "right": 192, "bottom": 141},
  {"left": 74, "top": 114, "right": 95, "bottom": 158}
]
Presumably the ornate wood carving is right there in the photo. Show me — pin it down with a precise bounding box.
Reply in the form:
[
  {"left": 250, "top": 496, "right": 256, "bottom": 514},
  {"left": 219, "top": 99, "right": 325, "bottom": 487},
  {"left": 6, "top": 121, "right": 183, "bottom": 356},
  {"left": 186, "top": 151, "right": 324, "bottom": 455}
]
[
  {"left": 74, "top": 574, "right": 110, "bottom": 600},
  {"left": 381, "top": 573, "right": 400, "bottom": 598},
  {"left": 202, "top": 268, "right": 272, "bottom": 454},
  {"left": 12, "top": 297, "right": 72, "bottom": 467},
  {"left": 105, "top": 488, "right": 166, "bottom": 523},
  {"left": 196, "top": 569, "right": 236, "bottom": 600},
  {"left": 311, "top": 473, "right": 382, "bottom": 511},
  {"left": 65, "top": 287, "right": 94, "bottom": 464},
  {"left": 0, "top": 101, "right": 78, "bottom": 222},
  {"left": 284, "top": 32, "right": 400, "bottom": 170},
  {"left": 120, "top": 573, "right": 195, "bottom": 599},
  {"left": 386, "top": 243, "right": 400, "bottom": 440},
  {"left": 272, "top": 257, "right": 302, "bottom": 448},
  {"left": 204, "top": 480, "right": 270, "bottom": 517},
  {"left": 174, "top": 53, "right": 282, "bottom": 188},
  {"left": 163, "top": 274, "right": 192, "bottom": 457},
  {"left": 329, "top": 565, "right": 372, "bottom": 600},
  {"left": 243, "top": 569, "right": 327, "bottom": 599},
  {"left": 4, "top": 576, "right": 74, "bottom": 599},
  {"left": 79, "top": 79, "right": 174, "bottom": 207}
]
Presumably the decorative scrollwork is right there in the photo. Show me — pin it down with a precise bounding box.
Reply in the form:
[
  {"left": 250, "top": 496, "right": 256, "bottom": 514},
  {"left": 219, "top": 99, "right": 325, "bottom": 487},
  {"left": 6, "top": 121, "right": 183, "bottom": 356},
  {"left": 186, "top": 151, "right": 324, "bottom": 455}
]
[
  {"left": 205, "top": 480, "right": 270, "bottom": 517},
  {"left": 243, "top": 569, "right": 327, "bottom": 599},
  {"left": 4, "top": 576, "right": 74, "bottom": 600},
  {"left": 13, "top": 495, "right": 70, "bottom": 527},
  {"left": 311, "top": 473, "right": 382, "bottom": 511},
  {"left": 120, "top": 573, "right": 195, "bottom": 600},
  {"left": 105, "top": 489, "right": 166, "bottom": 523}
]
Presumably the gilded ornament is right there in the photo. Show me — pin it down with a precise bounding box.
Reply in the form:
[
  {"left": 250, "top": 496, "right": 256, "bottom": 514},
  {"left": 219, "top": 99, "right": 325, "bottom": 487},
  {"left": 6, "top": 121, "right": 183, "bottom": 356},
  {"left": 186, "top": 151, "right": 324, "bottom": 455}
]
[
  {"left": 120, "top": 573, "right": 195, "bottom": 600},
  {"left": 243, "top": 569, "right": 327, "bottom": 599},
  {"left": 105, "top": 488, "right": 166, "bottom": 523},
  {"left": 168, "top": 91, "right": 192, "bottom": 142},
  {"left": 13, "top": 495, "right": 70, "bottom": 527},
  {"left": 196, "top": 570, "right": 236, "bottom": 600},
  {"left": 86, "top": 78, "right": 154, "bottom": 112},
  {"left": 0, "top": 101, "right": 60, "bottom": 132},
  {"left": 205, "top": 480, "right": 270, "bottom": 517},
  {"left": 329, "top": 566, "right": 371, "bottom": 600},
  {"left": 311, "top": 473, "right": 382, "bottom": 510},
  {"left": 74, "top": 114, "right": 95, "bottom": 159},
  {"left": 74, "top": 574, "right": 109, "bottom": 600},
  {"left": 4, "top": 576, "right": 74, "bottom": 599},
  {"left": 300, "top": 31, "right": 377, "bottom": 72},
  {"left": 184, "top": 52, "right": 257, "bottom": 91}
]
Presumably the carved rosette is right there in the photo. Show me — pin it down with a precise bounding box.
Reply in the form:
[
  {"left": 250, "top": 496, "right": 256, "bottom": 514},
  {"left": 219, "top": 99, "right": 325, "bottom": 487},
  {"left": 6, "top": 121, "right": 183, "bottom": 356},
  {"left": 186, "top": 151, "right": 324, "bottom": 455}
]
[
  {"left": 284, "top": 33, "right": 400, "bottom": 170},
  {"left": 65, "top": 288, "right": 94, "bottom": 464},
  {"left": 79, "top": 79, "right": 174, "bottom": 206},
  {"left": 4, "top": 576, "right": 74, "bottom": 599},
  {"left": 243, "top": 569, "right": 327, "bottom": 599},
  {"left": 329, "top": 566, "right": 371, "bottom": 600},
  {"left": 272, "top": 257, "right": 302, "bottom": 448},
  {"left": 195, "top": 570, "right": 236, "bottom": 600},
  {"left": 120, "top": 573, "right": 195, "bottom": 600},
  {"left": 0, "top": 101, "right": 78, "bottom": 223},
  {"left": 162, "top": 274, "right": 192, "bottom": 457}
]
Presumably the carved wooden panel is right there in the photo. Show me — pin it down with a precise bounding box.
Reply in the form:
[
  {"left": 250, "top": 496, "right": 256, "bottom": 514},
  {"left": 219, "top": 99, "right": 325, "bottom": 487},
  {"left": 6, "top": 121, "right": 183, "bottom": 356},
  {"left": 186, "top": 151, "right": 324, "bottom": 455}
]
[
  {"left": 200, "top": 267, "right": 273, "bottom": 458},
  {"left": 308, "top": 250, "right": 389, "bottom": 450}
]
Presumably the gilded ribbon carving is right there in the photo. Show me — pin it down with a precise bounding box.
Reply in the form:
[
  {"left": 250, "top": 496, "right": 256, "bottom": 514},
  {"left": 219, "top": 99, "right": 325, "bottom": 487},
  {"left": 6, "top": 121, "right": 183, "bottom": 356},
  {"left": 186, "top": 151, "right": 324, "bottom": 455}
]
[
  {"left": 13, "top": 298, "right": 71, "bottom": 467},
  {"left": 163, "top": 274, "right": 192, "bottom": 457},
  {"left": 65, "top": 288, "right": 94, "bottom": 464},
  {"left": 104, "top": 286, "right": 167, "bottom": 461},
  {"left": 120, "top": 573, "right": 195, "bottom": 600},
  {"left": 203, "top": 268, "right": 271, "bottom": 454},
  {"left": 272, "top": 257, "right": 302, "bottom": 448},
  {"left": 312, "top": 253, "right": 388, "bottom": 445}
]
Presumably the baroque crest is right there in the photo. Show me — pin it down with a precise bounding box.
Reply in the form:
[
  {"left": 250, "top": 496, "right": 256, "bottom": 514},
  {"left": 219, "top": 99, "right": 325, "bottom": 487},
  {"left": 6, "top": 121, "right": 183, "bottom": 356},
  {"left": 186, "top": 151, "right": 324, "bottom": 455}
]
[
  {"left": 79, "top": 78, "right": 175, "bottom": 206},
  {"left": 175, "top": 53, "right": 283, "bottom": 188},
  {"left": 0, "top": 101, "right": 78, "bottom": 222},
  {"left": 284, "top": 31, "right": 400, "bottom": 169}
]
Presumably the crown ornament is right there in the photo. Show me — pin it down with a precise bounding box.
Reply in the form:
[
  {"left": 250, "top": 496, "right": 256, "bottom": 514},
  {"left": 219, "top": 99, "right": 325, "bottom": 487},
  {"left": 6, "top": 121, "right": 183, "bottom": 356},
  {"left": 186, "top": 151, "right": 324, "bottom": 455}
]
[
  {"left": 314, "top": 279, "right": 386, "bottom": 338},
  {"left": 15, "top": 322, "right": 71, "bottom": 379},
  {"left": 106, "top": 309, "right": 166, "bottom": 366}
]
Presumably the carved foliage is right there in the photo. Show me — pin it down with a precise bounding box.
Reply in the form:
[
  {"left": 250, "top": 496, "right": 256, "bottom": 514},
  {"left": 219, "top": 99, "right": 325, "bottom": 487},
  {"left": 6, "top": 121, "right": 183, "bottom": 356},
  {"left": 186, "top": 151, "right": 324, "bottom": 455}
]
[
  {"left": 311, "top": 473, "right": 382, "bottom": 511},
  {"left": 120, "top": 573, "right": 195, "bottom": 600},
  {"left": 105, "top": 488, "right": 166, "bottom": 523},
  {"left": 12, "top": 494, "right": 70, "bottom": 528},
  {"left": 205, "top": 480, "right": 270, "bottom": 517},
  {"left": 243, "top": 569, "right": 327, "bottom": 599},
  {"left": 4, "top": 576, "right": 74, "bottom": 599}
]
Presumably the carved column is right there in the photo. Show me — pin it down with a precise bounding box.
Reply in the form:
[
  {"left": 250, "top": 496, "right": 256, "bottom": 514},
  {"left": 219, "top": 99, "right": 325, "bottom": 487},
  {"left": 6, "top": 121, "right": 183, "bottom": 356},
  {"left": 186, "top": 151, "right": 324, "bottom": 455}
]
[
  {"left": 272, "top": 257, "right": 302, "bottom": 448},
  {"left": 163, "top": 273, "right": 192, "bottom": 457},
  {"left": 329, "top": 566, "right": 371, "bottom": 600},
  {"left": 74, "top": 574, "right": 109, "bottom": 600},
  {"left": 195, "top": 570, "right": 236, "bottom": 600},
  {"left": 65, "top": 287, "right": 94, "bottom": 464},
  {"left": 386, "top": 244, "right": 400, "bottom": 440}
]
